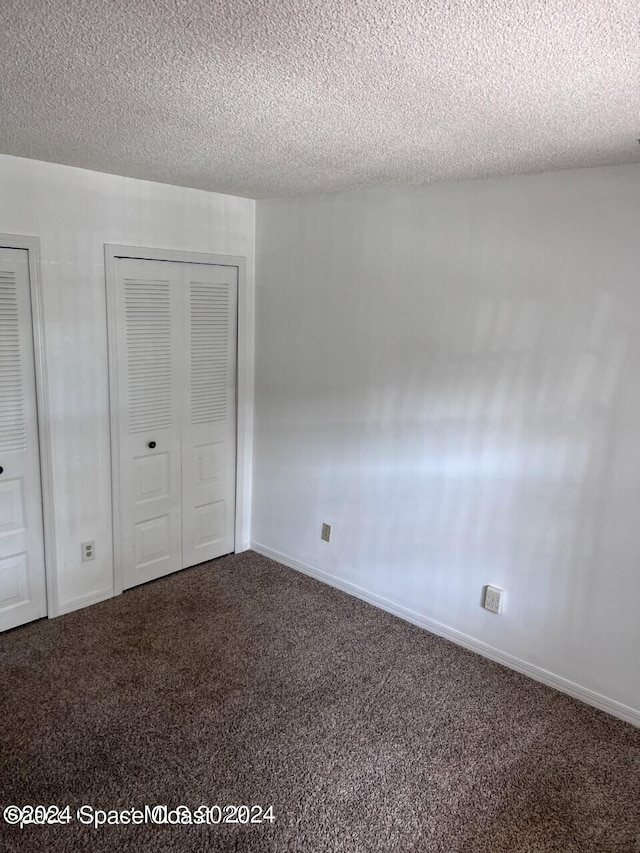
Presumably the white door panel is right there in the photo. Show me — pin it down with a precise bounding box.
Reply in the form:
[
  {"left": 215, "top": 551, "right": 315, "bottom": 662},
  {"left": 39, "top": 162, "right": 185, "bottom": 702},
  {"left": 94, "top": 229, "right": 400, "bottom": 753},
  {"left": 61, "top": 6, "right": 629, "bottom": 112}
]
[
  {"left": 0, "top": 248, "right": 47, "bottom": 630},
  {"left": 113, "top": 258, "right": 183, "bottom": 590},
  {"left": 181, "top": 265, "right": 237, "bottom": 567}
]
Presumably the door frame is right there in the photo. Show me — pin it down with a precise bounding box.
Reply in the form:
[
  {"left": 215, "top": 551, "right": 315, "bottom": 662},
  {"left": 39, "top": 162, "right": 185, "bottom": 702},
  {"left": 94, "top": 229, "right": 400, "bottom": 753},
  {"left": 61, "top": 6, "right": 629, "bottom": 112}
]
[
  {"left": 0, "top": 233, "right": 58, "bottom": 618},
  {"left": 105, "top": 244, "right": 249, "bottom": 596}
]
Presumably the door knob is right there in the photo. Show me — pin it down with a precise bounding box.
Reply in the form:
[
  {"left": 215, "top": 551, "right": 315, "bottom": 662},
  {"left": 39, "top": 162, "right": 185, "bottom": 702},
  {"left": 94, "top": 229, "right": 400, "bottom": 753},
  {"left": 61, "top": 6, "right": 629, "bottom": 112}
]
[
  {"left": 0, "top": 466, "right": 3, "bottom": 475},
  {"left": 148, "top": 441, "right": 156, "bottom": 449}
]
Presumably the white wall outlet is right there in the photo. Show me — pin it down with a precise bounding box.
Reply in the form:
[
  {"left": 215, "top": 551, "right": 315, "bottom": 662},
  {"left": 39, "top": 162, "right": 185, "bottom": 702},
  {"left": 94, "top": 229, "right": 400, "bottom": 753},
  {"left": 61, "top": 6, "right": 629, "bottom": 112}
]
[
  {"left": 82, "top": 540, "right": 95, "bottom": 562},
  {"left": 484, "top": 585, "right": 503, "bottom": 614},
  {"left": 321, "top": 523, "right": 331, "bottom": 543}
]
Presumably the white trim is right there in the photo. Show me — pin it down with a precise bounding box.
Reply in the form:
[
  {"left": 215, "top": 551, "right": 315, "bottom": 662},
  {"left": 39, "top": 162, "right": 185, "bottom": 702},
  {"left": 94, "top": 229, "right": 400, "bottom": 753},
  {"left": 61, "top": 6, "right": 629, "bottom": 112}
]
[
  {"left": 0, "top": 233, "right": 59, "bottom": 618},
  {"left": 105, "top": 244, "right": 250, "bottom": 595},
  {"left": 57, "top": 587, "right": 114, "bottom": 616},
  {"left": 251, "top": 541, "right": 640, "bottom": 729}
]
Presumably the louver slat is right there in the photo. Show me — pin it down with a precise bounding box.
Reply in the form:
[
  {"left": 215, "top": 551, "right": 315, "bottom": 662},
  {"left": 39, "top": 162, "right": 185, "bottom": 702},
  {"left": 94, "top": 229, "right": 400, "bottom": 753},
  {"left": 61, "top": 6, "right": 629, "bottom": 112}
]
[
  {"left": 0, "top": 276, "right": 26, "bottom": 452},
  {"left": 124, "top": 280, "right": 172, "bottom": 434},
  {"left": 190, "top": 283, "right": 228, "bottom": 425}
]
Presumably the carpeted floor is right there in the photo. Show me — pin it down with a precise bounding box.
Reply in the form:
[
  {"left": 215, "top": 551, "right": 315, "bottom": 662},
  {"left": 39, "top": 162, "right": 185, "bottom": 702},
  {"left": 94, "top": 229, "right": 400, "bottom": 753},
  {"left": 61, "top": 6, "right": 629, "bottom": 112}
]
[{"left": 1, "top": 551, "right": 639, "bottom": 853}]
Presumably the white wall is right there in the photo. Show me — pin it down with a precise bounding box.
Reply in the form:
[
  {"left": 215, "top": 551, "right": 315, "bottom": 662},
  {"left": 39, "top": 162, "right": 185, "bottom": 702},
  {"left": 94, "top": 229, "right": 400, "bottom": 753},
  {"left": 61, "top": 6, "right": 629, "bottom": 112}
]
[
  {"left": 253, "top": 164, "right": 640, "bottom": 721},
  {"left": 0, "top": 154, "right": 255, "bottom": 615}
]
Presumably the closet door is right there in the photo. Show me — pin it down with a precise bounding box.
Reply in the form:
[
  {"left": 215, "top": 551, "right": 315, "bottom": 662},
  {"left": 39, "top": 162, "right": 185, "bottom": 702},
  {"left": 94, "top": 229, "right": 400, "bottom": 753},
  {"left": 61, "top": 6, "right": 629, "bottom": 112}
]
[
  {"left": 110, "top": 255, "right": 238, "bottom": 591},
  {"left": 181, "top": 264, "right": 237, "bottom": 567},
  {"left": 112, "top": 258, "right": 183, "bottom": 590},
  {"left": 0, "top": 248, "right": 47, "bottom": 630}
]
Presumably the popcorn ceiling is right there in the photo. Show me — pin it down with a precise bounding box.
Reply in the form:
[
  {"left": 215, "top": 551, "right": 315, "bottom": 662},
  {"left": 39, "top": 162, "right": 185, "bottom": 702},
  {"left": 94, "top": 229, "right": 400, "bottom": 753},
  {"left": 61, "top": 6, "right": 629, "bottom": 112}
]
[{"left": 1, "top": 0, "right": 638, "bottom": 198}]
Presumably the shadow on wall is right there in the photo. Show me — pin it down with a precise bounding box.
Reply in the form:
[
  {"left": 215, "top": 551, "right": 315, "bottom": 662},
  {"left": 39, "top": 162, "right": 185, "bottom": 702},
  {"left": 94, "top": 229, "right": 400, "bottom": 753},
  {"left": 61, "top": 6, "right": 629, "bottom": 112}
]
[{"left": 269, "top": 285, "right": 634, "bottom": 650}]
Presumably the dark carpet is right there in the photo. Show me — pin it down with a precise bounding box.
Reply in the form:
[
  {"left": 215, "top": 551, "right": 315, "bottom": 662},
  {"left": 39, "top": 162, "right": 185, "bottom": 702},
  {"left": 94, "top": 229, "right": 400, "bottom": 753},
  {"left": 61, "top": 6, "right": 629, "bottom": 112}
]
[{"left": 1, "top": 551, "right": 639, "bottom": 852}]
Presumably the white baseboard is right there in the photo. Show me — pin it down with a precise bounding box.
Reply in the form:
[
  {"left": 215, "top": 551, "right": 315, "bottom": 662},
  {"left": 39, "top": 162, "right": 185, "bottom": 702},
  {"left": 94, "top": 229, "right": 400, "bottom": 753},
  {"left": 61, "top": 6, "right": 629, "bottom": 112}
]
[
  {"left": 56, "top": 587, "right": 114, "bottom": 617},
  {"left": 251, "top": 542, "right": 640, "bottom": 729}
]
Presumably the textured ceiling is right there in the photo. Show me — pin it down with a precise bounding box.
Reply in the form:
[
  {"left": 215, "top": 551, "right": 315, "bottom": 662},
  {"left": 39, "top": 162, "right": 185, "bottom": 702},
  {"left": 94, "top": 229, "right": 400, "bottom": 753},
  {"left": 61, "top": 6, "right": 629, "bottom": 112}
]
[{"left": 1, "top": 0, "right": 639, "bottom": 198}]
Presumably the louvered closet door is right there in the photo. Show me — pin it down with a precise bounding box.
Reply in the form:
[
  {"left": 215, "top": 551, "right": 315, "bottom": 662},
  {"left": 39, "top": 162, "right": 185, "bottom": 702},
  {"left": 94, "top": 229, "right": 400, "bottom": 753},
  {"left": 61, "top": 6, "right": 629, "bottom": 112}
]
[
  {"left": 113, "top": 258, "right": 183, "bottom": 590},
  {"left": 111, "top": 257, "right": 237, "bottom": 590},
  {"left": 0, "top": 248, "right": 47, "bottom": 630},
  {"left": 181, "top": 264, "right": 237, "bottom": 567}
]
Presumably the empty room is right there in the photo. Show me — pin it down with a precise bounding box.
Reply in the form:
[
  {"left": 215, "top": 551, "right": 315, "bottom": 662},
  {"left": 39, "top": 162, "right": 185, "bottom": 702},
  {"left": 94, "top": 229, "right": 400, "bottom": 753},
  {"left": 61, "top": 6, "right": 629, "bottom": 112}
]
[{"left": 1, "top": 1, "right": 639, "bottom": 851}]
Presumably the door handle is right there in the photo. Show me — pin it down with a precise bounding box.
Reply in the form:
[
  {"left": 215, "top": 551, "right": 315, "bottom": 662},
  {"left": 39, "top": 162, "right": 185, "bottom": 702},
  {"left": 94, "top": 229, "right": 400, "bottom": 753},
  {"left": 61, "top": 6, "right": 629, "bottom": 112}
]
[
  {"left": 0, "top": 466, "right": 3, "bottom": 475},
  {"left": 148, "top": 441, "right": 156, "bottom": 449}
]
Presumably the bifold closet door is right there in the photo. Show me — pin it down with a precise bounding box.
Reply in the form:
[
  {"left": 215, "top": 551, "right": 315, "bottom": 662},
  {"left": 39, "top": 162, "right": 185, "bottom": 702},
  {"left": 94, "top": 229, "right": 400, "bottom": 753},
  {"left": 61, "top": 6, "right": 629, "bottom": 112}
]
[
  {"left": 0, "top": 248, "right": 47, "bottom": 630},
  {"left": 181, "top": 263, "right": 237, "bottom": 567},
  {"left": 113, "top": 258, "right": 183, "bottom": 589},
  {"left": 112, "top": 257, "right": 237, "bottom": 591}
]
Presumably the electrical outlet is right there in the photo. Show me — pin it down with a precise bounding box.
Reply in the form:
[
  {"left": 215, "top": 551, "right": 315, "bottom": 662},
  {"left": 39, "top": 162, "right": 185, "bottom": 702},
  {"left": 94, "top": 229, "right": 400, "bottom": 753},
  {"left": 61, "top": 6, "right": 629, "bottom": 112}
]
[
  {"left": 82, "top": 540, "right": 95, "bottom": 562},
  {"left": 484, "top": 585, "right": 503, "bottom": 614},
  {"left": 321, "top": 523, "right": 331, "bottom": 543}
]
